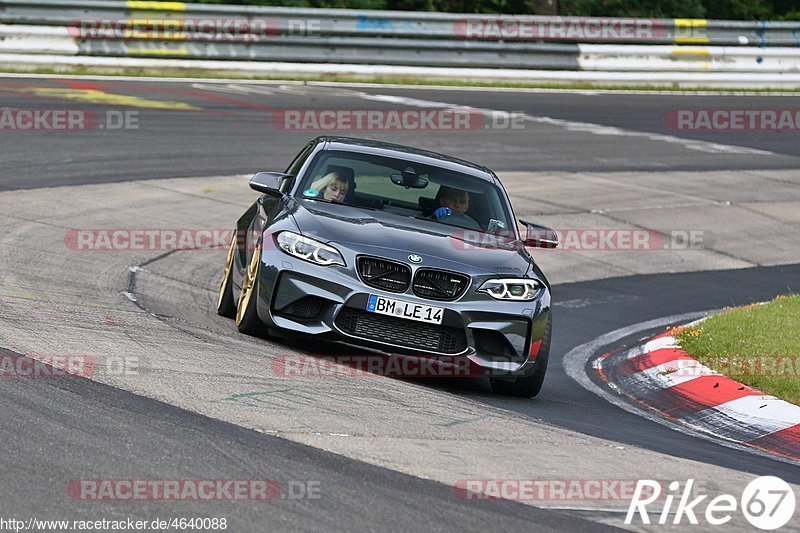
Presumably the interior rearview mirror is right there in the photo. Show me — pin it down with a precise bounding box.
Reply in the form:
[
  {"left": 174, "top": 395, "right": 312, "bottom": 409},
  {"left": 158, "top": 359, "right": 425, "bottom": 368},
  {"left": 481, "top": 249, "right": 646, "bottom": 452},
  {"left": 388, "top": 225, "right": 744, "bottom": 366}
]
[
  {"left": 390, "top": 167, "right": 429, "bottom": 189},
  {"left": 520, "top": 219, "right": 559, "bottom": 249}
]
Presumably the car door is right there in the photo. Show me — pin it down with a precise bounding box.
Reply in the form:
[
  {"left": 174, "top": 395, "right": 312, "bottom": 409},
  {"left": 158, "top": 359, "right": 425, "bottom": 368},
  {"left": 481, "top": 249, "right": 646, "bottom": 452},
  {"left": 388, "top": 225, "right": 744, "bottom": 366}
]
[{"left": 234, "top": 141, "right": 318, "bottom": 290}]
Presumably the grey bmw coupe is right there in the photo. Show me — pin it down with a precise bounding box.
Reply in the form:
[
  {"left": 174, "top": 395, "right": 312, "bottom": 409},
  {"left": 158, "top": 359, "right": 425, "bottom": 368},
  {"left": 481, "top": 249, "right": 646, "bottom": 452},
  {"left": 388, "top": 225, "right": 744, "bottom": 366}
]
[{"left": 217, "top": 136, "right": 558, "bottom": 397}]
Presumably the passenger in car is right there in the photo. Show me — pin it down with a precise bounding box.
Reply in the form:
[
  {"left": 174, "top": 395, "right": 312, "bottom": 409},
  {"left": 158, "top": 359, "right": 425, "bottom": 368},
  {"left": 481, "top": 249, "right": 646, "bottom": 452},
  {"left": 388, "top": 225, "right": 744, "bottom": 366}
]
[
  {"left": 432, "top": 186, "right": 469, "bottom": 219},
  {"left": 311, "top": 172, "right": 349, "bottom": 203}
]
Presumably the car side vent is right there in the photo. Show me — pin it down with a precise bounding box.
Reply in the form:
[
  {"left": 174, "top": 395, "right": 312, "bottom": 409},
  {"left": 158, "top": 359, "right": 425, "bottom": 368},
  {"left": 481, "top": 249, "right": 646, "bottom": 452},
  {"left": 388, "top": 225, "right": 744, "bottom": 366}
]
[
  {"left": 357, "top": 256, "right": 411, "bottom": 293},
  {"left": 412, "top": 269, "right": 469, "bottom": 301},
  {"left": 277, "top": 296, "right": 326, "bottom": 320}
]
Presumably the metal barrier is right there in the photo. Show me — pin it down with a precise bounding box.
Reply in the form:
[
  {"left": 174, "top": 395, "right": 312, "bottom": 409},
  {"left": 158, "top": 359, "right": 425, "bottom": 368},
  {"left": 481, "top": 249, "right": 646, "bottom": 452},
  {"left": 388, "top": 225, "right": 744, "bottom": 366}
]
[
  {"left": 1, "top": 0, "right": 799, "bottom": 45},
  {"left": 0, "top": 0, "right": 798, "bottom": 72}
]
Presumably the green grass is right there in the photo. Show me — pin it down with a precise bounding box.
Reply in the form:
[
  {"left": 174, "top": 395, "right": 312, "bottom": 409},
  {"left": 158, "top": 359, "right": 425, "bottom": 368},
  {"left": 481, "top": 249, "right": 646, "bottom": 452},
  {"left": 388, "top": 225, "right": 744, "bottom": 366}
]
[
  {"left": 2, "top": 66, "right": 800, "bottom": 93},
  {"left": 677, "top": 295, "right": 800, "bottom": 405}
]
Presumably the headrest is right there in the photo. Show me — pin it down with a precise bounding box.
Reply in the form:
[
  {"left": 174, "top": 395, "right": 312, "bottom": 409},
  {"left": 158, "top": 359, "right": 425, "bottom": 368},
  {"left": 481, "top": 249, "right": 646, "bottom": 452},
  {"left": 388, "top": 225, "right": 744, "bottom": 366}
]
[{"left": 323, "top": 165, "right": 354, "bottom": 184}]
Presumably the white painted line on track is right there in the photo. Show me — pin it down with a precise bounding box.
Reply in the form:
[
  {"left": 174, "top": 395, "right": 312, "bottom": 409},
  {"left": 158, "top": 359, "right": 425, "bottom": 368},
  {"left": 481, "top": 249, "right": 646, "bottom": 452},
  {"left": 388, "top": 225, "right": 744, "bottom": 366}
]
[
  {"left": 189, "top": 82, "right": 280, "bottom": 96},
  {"left": 347, "top": 91, "right": 776, "bottom": 156},
  {"left": 306, "top": 80, "right": 800, "bottom": 97},
  {"left": 635, "top": 358, "right": 721, "bottom": 388},
  {"left": 705, "top": 395, "right": 800, "bottom": 434},
  {"left": 642, "top": 335, "right": 680, "bottom": 353}
]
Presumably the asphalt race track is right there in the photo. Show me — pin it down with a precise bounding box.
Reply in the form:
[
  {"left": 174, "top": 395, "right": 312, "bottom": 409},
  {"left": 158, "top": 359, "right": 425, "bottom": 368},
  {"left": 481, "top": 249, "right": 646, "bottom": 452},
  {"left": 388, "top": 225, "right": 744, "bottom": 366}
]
[
  {"left": 1, "top": 78, "right": 800, "bottom": 190},
  {"left": 1, "top": 76, "right": 799, "bottom": 531}
]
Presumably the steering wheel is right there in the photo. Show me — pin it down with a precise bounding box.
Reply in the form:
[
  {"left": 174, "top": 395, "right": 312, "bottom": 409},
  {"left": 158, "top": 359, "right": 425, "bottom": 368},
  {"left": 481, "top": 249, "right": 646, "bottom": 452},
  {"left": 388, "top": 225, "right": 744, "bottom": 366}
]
[{"left": 444, "top": 212, "right": 482, "bottom": 230}]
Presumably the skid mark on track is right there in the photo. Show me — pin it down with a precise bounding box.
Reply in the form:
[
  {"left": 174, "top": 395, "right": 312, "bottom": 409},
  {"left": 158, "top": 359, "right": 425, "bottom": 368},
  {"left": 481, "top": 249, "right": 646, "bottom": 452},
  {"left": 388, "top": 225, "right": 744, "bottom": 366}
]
[
  {"left": 433, "top": 415, "right": 490, "bottom": 428},
  {"left": 214, "top": 388, "right": 496, "bottom": 430}
]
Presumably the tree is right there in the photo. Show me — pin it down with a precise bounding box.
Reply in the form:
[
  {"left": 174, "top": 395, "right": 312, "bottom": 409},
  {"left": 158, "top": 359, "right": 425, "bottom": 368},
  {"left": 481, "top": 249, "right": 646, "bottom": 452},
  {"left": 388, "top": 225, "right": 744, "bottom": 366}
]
[{"left": 559, "top": 0, "right": 705, "bottom": 18}]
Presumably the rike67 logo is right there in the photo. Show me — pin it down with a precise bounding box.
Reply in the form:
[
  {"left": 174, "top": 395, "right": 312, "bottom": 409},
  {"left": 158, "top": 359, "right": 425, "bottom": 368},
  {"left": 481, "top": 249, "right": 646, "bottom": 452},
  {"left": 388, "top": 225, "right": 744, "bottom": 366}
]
[{"left": 626, "top": 477, "right": 795, "bottom": 530}]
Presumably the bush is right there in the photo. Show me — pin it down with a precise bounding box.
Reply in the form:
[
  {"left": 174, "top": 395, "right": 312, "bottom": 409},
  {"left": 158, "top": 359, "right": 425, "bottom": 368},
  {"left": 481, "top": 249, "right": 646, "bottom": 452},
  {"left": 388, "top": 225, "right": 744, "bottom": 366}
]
[{"left": 191, "top": 0, "right": 799, "bottom": 19}]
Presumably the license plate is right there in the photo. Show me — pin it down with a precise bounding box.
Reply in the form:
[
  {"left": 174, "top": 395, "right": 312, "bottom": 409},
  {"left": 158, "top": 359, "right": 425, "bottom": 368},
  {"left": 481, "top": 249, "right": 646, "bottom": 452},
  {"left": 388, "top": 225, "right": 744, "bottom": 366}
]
[{"left": 366, "top": 295, "right": 444, "bottom": 325}]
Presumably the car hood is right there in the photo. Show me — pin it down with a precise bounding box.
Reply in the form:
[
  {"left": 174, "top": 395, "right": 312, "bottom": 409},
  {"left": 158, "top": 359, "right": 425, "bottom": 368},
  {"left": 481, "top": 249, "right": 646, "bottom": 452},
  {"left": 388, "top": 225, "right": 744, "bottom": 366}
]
[{"left": 290, "top": 199, "right": 533, "bottom": 276}]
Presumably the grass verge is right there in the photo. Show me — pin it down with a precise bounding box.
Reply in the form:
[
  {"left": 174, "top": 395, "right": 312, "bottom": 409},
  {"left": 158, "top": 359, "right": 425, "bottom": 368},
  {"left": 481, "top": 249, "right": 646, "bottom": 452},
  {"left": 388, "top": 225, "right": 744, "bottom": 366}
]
[{"left": 677, "top": 295, "right": 800, "bottom": 405}]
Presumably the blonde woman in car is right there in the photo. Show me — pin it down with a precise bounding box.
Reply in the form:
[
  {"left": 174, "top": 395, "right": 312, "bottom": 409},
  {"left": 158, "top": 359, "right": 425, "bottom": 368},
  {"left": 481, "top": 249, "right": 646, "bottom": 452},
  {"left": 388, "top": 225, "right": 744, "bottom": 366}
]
[{"left": 311, "top": 172, "right": 349, "bottom": 203}]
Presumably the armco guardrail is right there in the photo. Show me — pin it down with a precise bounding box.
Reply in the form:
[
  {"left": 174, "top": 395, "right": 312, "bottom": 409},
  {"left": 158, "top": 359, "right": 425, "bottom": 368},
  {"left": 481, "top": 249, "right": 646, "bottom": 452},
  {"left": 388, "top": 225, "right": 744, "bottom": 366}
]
[
  {"left": 1, "top": 0, "right": 799, "bottom": 45},
  {"left": 0, "top": 25, "right": 582, "bottom": 69},
  {"left": 0, "top": 0, "right": 798, "bottom": 72}
]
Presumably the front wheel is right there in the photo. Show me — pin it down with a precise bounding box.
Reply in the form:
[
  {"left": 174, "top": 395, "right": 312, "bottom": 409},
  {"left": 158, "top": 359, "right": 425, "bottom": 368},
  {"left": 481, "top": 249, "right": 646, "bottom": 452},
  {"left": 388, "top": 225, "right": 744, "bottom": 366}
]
[
  {"left": 490, "top": 314, "right": 551, "bottom": 398},
  {"left": 236, "top": 242, "right": 265, "bottom": 336}
]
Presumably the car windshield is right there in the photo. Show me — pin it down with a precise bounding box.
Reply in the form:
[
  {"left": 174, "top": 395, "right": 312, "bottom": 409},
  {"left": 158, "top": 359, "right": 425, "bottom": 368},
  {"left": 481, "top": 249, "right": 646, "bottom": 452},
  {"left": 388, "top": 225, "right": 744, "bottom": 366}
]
[{"left": 297, "top": 150, "right": 515, "bottom": 236}]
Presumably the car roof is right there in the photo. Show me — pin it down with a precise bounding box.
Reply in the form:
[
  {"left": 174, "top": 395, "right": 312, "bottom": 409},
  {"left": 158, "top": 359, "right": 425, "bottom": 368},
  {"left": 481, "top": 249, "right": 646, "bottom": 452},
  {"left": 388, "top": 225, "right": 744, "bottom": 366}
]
[{"left": 315, "top": 136, "right": 497, "bottom": 183}]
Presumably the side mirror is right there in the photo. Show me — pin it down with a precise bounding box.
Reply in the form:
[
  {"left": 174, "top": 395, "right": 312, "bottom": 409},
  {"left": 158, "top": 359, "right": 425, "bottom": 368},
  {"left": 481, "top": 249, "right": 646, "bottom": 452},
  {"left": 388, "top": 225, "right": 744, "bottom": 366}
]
[
  {"left": 250, "top": 171, "right": 293, "bottom": 196},
  {"left": 520, "top": 219, "right": 559, "bottom": 249}
]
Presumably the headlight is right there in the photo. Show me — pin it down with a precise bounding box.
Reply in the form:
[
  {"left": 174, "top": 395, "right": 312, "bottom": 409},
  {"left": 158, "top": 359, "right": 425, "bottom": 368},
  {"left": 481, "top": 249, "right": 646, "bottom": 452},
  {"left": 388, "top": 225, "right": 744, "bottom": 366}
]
[
  {"left": 276, "top": 232, "right": 344, "bottom": 266},
  {"left": 478, "top": 279, "right": 542, "bottom": 301}
]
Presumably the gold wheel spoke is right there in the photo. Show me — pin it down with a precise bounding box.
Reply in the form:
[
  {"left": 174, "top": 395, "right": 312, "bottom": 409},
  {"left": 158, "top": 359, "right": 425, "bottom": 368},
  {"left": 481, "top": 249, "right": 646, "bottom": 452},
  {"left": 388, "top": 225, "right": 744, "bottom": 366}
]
[
  {"left": 236, "top": 243, "right": 261, "bottom": 326},
  {"left": 217, "top": 232, "right": 236, "bottom": 310}
]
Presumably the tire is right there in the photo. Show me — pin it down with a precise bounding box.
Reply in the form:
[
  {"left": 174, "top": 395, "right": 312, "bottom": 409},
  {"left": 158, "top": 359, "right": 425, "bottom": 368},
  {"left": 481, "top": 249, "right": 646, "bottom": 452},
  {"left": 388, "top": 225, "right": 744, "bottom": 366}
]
[
  {"left": 235, "top": 242, "right": 265, "bottom": 336},
  {"left": 490, "top": 314, "right": 552, "bottom": 398},
  {"left": 216, "top": 230, "right": 237, "bottom": 318}
]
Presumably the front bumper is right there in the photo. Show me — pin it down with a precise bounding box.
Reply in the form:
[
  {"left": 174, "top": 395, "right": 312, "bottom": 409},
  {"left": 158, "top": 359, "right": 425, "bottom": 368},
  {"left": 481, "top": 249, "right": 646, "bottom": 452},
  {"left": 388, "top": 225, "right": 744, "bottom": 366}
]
[{"left": 255, "top": 240, "right": 551, "bottom": 377}]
